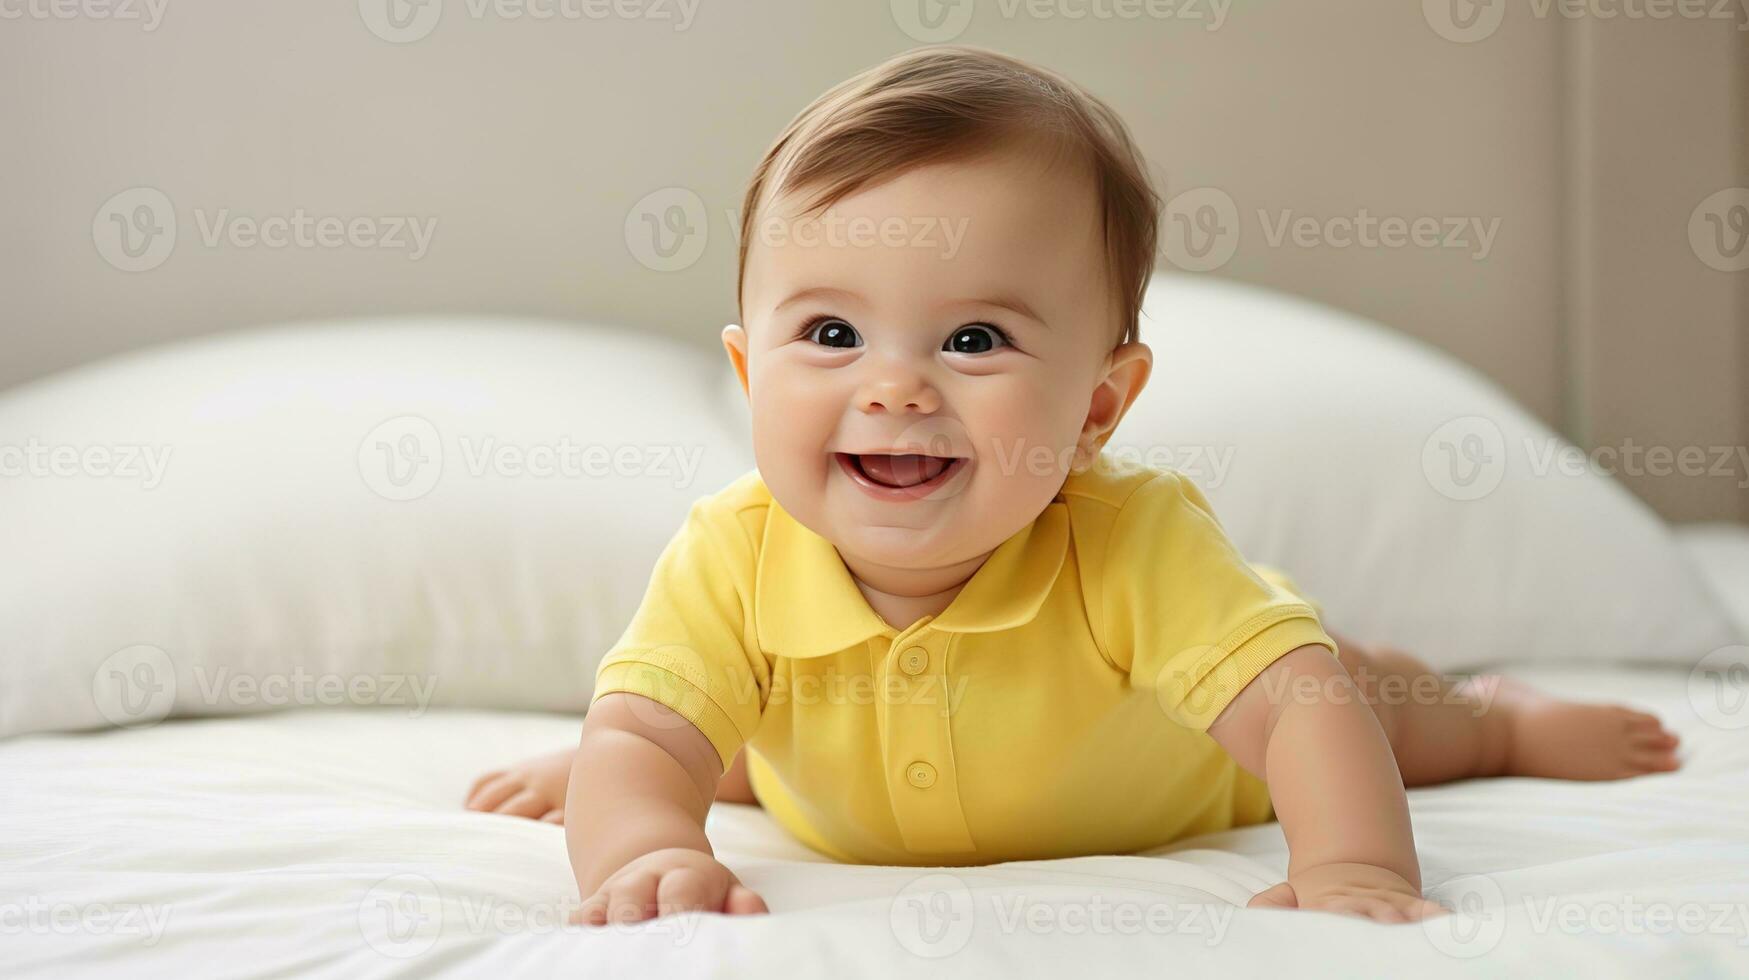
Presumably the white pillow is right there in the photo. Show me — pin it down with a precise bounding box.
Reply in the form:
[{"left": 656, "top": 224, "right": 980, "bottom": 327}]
[
  {"left": 1119, "top": 274, "right": 1743, "bottom": 671},
  {"left": 0, "top": 320, "right": 755, "bottom": 737},
  {"left": 1674, "top": 525, "right": 1749, "bottom": 638},
  {"left": 6, "top": 280, "right": 1737, "bottom": 739}
]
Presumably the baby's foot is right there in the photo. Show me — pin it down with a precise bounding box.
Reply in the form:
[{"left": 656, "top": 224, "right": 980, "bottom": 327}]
[
  {"left": 465, "top": 746, "right": 577, "bottom": 823},
  {"left": 1476, "top": 677, "right": 1682, "bottom": 781}
]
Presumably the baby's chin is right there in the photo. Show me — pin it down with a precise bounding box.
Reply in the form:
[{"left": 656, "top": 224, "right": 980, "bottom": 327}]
[{"left": 831, "top": 521, "right": 973, "bottom": 569}]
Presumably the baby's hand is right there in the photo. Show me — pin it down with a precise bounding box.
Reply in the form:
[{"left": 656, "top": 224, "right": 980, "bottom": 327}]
[
  {"left": 578, "top": 848, "right": 768, "bottom": 924},
  {"left": 1249, "top": 863, "right": 1445, "bottom": 923},
  {"left": 465, "top": 747, "right": 575, "bottom": 823}
]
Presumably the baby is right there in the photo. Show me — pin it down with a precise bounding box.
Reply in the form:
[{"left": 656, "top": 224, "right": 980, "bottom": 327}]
[{"left": 465, "top": 46, "right": 1681, "bottom": 924}]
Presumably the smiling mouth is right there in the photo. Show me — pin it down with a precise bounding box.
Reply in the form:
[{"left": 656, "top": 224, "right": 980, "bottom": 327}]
[{"left": 834, "top": 451, "right": 968, "bottom": 498}]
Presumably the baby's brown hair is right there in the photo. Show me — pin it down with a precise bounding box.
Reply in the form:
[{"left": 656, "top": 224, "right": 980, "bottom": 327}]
[{"left": 736, "top": 46, "right": 1161, "bottom": 345}]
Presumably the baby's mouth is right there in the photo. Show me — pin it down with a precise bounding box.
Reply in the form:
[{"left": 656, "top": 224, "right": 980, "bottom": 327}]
[{"left": 834, "top": 452, "right": 966, "bottom": 491}]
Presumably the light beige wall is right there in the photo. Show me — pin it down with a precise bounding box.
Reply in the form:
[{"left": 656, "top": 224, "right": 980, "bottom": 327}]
[
  {"left": 1570, "top": 14, "right": 1748, "bottom": 522},
  {"left": 2, "top": 1, "right": 1743, "bottom": 519}
]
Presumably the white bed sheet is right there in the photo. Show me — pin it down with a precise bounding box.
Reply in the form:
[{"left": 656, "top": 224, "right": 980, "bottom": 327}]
[
  {"left": 5, "top": 662, "right": 1748, "bottom": 979},
  {"left": 6, "top": 527, "right": 1747, "bottom": 977}
]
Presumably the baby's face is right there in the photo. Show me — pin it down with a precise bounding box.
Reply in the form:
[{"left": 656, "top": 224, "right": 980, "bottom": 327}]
[{"left": 728, "top": 147, "right": 1147, "bottom": 574}]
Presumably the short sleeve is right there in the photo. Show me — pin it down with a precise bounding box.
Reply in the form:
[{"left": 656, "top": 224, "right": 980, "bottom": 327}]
[
  {"left": 1101, "top": 472, "right": 1335, "bottom": 731},
  {"left": 592, "top": 499, "right": 770, "bottom": 770}
]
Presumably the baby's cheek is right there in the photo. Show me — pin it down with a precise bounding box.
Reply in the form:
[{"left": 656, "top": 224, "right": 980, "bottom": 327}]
[
  {"left": 751, "top": 374, "right": 829, "bottom": 436},
  {"left": 982, "top": 392, "right": 1083, "bottom": 462}
]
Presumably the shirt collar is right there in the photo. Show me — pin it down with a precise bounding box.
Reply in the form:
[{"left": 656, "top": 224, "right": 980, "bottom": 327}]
[{"left": 754, "top": 494, "right": 1072, "bottom": 659}]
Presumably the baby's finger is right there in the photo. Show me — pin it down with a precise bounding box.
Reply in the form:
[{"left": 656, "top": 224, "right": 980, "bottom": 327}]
[
  {"left": 574, "top": 892, "right": 609, "bottom": 926},
  {"left": 539, "top": 808, "right": 565, "bottom": 824},
  {"left": 724, "top": 884, "right": 768, "bottom": 915},
  {"left": 1332, "top": 895, "right": 1409, "bottom": 923},
  {"left": 465, "top": 770, "right": 506, "bottom": 804},
  {"left": 655, "top": 867, "right": 712, "bottom": 917},
  {"left": 1247, "top": 882, "right": 1298, "bottom": 910},
  {"left": 1402, "top": 897, "right": 1447, "bottom": 921},
  {"left": 607, "top": 873, "right": 660, "bottom": 924},
  {"left": 466, "top": 775, "right": 523, "bottom": 812},
  {"left": 1360, "top": 898, "right": 1409, "bottom": 924},
  {"left": 1310, "top": 897, "right": 1373, "bottom": 920},
  {"left": 494, "top": 789, "right": 550, "bottom": 819}
]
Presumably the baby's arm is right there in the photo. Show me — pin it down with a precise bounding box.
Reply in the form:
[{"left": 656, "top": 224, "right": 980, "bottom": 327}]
[
  {"left": 567, "top": 692, "right": 767, "bottom": 923},
  {"left": 1208, "top": 645, "right": 1444, "bottom": 923}
]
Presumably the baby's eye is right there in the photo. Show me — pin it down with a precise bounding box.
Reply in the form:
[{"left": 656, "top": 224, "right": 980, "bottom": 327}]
[
  {"left": 943, "top": 324, "right": 1009, "bottom": 355},
  {"left": 806, "top": 317, "right": 862, "bottom": 349}
]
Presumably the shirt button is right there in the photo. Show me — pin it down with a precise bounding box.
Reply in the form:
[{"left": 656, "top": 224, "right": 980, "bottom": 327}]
[
  {"left": 905, "top": 761, "right": 938, "bottom": 789},
  {"left": 899, "top": 646, "right": 929, "bottom": 675}
]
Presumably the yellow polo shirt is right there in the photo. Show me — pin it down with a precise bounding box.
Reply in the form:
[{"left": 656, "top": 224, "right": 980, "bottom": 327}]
[{"left": 592, "top": 456, "right": 1335, "bottom": 866}]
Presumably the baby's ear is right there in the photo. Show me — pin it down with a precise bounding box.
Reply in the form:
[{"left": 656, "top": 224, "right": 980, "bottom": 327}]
[
  {"left": 1082, "top": 341, "right": 1153, "bottom": 447},
  {"left": 721, "top": 324, "right": 751, "bottom": 397}
]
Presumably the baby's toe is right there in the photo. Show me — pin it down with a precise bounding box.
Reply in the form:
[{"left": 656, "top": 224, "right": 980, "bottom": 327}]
[
  {"left": 1627, "top": 742, "right": 1681, "bottom": 773},
  {"left": 1631, "top": 728, "right": 1680, "bottom": 749},
  {"left": 1624, "top": 709, "right": 1682, "bottom": 735}
]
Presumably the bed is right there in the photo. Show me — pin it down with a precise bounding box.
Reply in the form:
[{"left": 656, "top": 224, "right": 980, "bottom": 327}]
[
  {"left": 4, "top": 277, "right": 1746, "bottom": 977},
  {"left": 7, "top": 603, "right": 1749, "bottom": 975}
]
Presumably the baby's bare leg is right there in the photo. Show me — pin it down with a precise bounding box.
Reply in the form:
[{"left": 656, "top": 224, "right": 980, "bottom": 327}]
[
  {"left": 467, "top": 746, "right": 759, "bottom": 822},
  {"left": 1328, "top": 631, "right": 1681, "bottom": 786}
]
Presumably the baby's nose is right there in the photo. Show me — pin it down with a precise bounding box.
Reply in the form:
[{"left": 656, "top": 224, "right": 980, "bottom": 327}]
[{"left": 857, "top": 375, "right": 942, "bottom": 414}]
